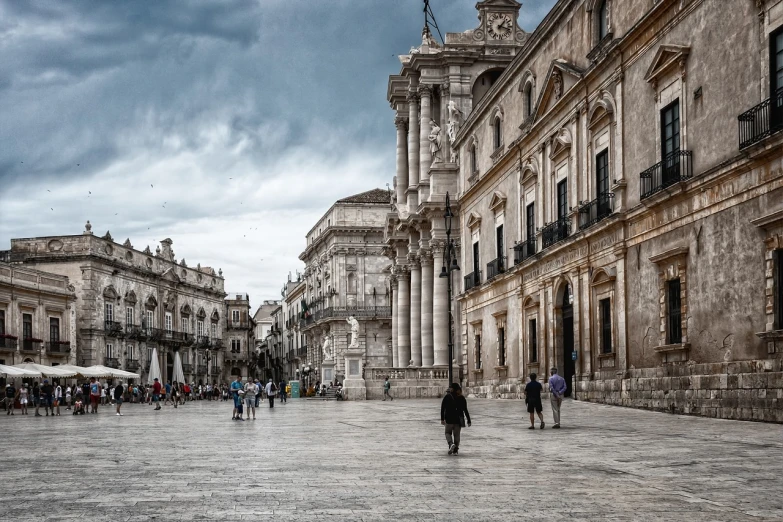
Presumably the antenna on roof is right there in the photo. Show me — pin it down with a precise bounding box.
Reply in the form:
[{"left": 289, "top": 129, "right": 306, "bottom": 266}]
[{"left": 423, "top": 0, "right": 444, "bottom": 44}]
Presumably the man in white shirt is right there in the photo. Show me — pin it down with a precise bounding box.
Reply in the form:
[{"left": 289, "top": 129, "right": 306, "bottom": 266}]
[
  {"left": 264, "top": 379, "right": 276, "bottom": 409},
  {"left": 243, "top": 380, "right": 258, "bottom": 420}
]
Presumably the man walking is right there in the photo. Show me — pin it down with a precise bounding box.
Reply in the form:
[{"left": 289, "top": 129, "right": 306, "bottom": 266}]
[
  {"left": 114, "top": 381, "right": 125, "bottom": 416},
  {"left": 244, "top": 378, "right": 257, "bottom": 420},
  {"left": 279, "top": 379, "right": 287, "bottom": 403},
  {"left": 383, "top": 376, "right": 393, "bottom": 401},
  {"left": 41, "top": 379, "right": 54, "bottom": 416},
  {"left": 440, "top": 383, "right": 471, "bottom": 456},
  {"left": 265, "top": 379, "right": 276, "bottom": 408},
  {"left": 152, "top": 378, "right": 162, "bottom": 411},
  {"left": 548, "top": 367, "right": 566, "bottom": 429},
  {"left": 523, "top": 373, "right": 545, "bottom": 429},
  {"left": 5, "top": 383, "right": 16, "bottom": 415},
  {"left": 230, "top": 375, "right": 243, "bottom": 420}
]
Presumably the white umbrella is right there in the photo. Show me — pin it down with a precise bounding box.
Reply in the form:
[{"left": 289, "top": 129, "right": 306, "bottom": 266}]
[
  {"left": 14, "top": 363, "right": 78, "bottom": 378},
  {"left": 0, "top": 364, "right": 41, "bottom": 377},
  {"left": 147, "top": 347, "right": 162, "bottom": 385},
  {"left": 84, "top": 365, "right": 140, "bottom": 380},
  {"left": 54, "top": 364, "right": 111, "bottom": 378},
  {"left": 172, "top": 351, "right": 185, "bottom": 384}
]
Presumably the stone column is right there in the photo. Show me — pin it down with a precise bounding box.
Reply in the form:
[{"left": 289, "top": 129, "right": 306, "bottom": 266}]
[
  {"left": 391, "top": 277, "right": 398, "bottom": 367},
  {"left": 410, "top": 258, "right": 422, "bottom": 366},
  {"left": 615, "top": 247, "right": 628, "bottom": 373},
  {"left": 420, "top": 251, "right": 434, "bottom": 367},
  {"left": 419, "top": 84, "right": 432, "bottom": 182},
  {"left": 397, "top": 269, "right": 411, "bottom": 367},
  {"left": 407, "top": 91, "right": 420, "bottom": 190},
  {"left": 395, "top": 116, "right": 408, "bottom": 211},
  {"left": 432, "top": 243, "right": 449, "bottom": 366}
]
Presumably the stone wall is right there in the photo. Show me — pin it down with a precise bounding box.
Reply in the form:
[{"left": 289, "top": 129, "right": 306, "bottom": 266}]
[{"left": 365, "top": 367, "right": 449, "bottom": 400}]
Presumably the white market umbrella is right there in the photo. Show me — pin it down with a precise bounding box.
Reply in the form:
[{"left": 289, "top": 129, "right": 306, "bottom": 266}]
[
  {"left": 54, "top": 364, "right": 111, "bottom": 379},
  {"left": 0, "top": 364, "right": 41, "bottom": 377},
  {"left": 84, "top": 365, "right": 140, "bottom": 380},
  {"left": 14, "top": 363, "right": 77, "bottom": 378},
  {"left": 172, "top": 351, "right": 185, "bottom": 384},
  {"left": 147, "top": 347, "right": 162, "bottom": 385}
]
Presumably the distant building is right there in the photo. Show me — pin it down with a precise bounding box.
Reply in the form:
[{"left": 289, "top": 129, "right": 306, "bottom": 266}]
[
  {"left": 252, "top": 299, "right": 281, "bottom": 380},
  {"left": 282, "top": 278, "right": 306, "bottom": 383},
  {"left": 5, "top": 222, "right": 226, "bottom": 384},
  {"left": 223, "top": 292, "right": 255, "bottom": 381}
]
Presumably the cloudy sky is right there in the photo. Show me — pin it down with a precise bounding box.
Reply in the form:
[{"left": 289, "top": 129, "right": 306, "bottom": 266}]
[{"left": 0, "top": 0, "right": 556, "bottom": 307}]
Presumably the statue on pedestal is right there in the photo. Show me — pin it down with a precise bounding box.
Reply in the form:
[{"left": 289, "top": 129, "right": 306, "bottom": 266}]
[
  {"left": 347, "top": 316, "right": 360, "bottom": 348},
  {"left": 428, "top": 120, "right": 442, "bottom": 165},
  {"left": 322, "top": 334, "right": 333, "bottom": 360},
  {"left": 447, "top": 101, "right": 462, "bottom": 144}
]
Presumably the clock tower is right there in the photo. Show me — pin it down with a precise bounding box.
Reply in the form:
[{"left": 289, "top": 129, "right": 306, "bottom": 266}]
[{"left": 475, "top": 0, "right": 524, "bottom": 44}]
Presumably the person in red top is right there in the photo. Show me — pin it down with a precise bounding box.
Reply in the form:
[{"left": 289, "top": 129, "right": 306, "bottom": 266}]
[
  {"left": 152, "top": 378, "right": 162, "bottom": 411},
  {"left": 89, "top": 377, "right": 101, "bottom": 414}
]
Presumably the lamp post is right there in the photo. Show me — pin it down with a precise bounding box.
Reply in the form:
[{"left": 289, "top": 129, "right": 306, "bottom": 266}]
[{"left": 439, "top": 192, "right": 460, "bottom": 385}]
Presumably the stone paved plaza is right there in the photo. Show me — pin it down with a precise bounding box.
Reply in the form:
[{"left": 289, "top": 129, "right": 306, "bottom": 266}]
[{"left": 1, "top": 398, "right": 782, "bottom": 521}]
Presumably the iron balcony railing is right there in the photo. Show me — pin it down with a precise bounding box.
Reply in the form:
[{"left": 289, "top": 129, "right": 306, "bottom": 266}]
[
  {"left": 105, "top": 357, "right": 120, "bottom": 369},
  {"left": 45, "top": 341, "right": 70, "bottom": 355},
  {"left": 0, "top": 337, "right": 18, "bottom": 351},
  {"left": 486, "top": 256, "right": 506, "bottom": 280},
  {"left": 463, "top": 271, "right": 481, "bottom": 292},
  {"left": 196, "top": 335, "right": 211, "bottom": 348},
  {"left": 21, "top": 338, "right": 43, "bottom": 353},
  {"left": 738, "top": 88, "right": 783, "bottom": 149},
  {"left": 541, "top": 217, "right": 571, "bottom": 249},
  {"left": 126, "top": 359, "right": 141, "bottom": 371},
  {"left": 212, "top": 338, "right": 224, "bottom": 350},
  {"left": 125, "top": 324, "right": 147, "bottom": 340},
  {"left": 296, "top": 346, "right": 307, "bottom": 357},
  {"left": 578, "top": 193, "right": 614, "bottom": 230},
  {"left": 227, "top": 319, "right": 251, "bottom": 329},
  {"left": 640, "top": 150, "right": 693, "bottom": 200},
  {"left": 514, "top": 238, "right": 537, "bottom": 265},
  {"left": 197, "top": 365, "right": 207, "bottom": 375},
  {"left": 104, "top": 320, "right": 124, "bottom": 337}
]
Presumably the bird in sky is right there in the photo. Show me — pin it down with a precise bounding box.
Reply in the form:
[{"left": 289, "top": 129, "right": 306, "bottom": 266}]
[
  {"left": 50, "top": 208, "right": 53, "bottom": 211},
  {"left": 47, "top": 189, "right": 50, "bottom": 192},
  {"left": 89, "top": 191, "right": 91, "bottom": 194},
  {"left": 150, "top": 184, "right": 153, "bottom": 188}
]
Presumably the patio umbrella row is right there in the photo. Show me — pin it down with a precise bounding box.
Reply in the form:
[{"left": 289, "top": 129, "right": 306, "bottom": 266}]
[{"left": 0, "top": 363, "right": 140, "bottom": 380}]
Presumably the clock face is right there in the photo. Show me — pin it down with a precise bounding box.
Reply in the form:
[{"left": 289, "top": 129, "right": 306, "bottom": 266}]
[{"left": 487, "top": 13, "right": 512, "bottom": 40}]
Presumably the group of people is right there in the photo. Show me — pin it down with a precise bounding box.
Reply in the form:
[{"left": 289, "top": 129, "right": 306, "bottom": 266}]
[
  {"left": 4, "top": 377, "right": 106, "bottom": 416},
  {"left": 229, "top": 376, "right": 290, "bottom": 420},
  {"left": 439, "top": 367, "right": 568, "bottom": 455}
]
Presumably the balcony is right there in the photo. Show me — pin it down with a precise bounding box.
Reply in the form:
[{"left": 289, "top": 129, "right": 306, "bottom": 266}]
[
  {"left": 182, "top": 363, "right": 193, "bottom": 374},
  {"left": 125, "top": 324, "right": 147, "bottom": 341},
  {"left": 578, "top": 193, "right": 614, "bottom": 230},
  {"left": 298, "top": 306, "right": 392, "bottom": 329},
  {"left": 197, "top": 365, "right": 207, "bottom": 375},
  {"left": 126, "top": 359, "right": 141, "bottom": 371},
  {"left": 196, "top": 335, "right": 211, "bottom": 348},
  {"left": 738, "top": 88, "right": 783, "bottom": 149},
  {"left": 105, "top": 357, "right": 120, "bottom": 369},
  {"left": 212, "top": 338, "right": 224, "bottom": 350},
  {"left": 486, "top": 256, "right": 507, "bottom": 280},
  {"left": 640, "top": 150, "right": 692, "bottom": 200},
  {"left": 0, "top": 336, "right": 18, "bottom": 352},
  {"left": 212, "top": 366, "right": 222, "bottom": 375},
  {"left": 227, "top": 319, "right": 251, "bottom": 329},
  {"left": 514, "top": 239, "right": 537, "bottom": 265},
  {"left": 21, "top": 338, "right": 43, "bottom": 353},
  {"left": 46, "top": 341, "right": 71, "bottom": 356},
  {"left": 541, "top": 217, "right": 571, "bottom": 249},
  {"left": 463, "top": 271, "right": 481, "bottom": 292},
  {"left": 104, "top": 320, "right": 124, "bottom": 338}
]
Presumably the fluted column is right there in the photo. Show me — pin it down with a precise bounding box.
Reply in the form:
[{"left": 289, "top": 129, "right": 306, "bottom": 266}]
[
  {"left": 432, "top": 242, "right": 449, "bottom": 366},
  {"left": 397, "top": 269, "right": 411, "bottom": 366},
  {"left": 391, "top": 277, "right": 398, "bottom": 367},
  {"left": 410, "top": 257, "right": 422, "bottom": 366},
  {"left": 407, "top": 91, "right": 420, "bottom": 189},
  {"left": 420, "top": 251, "right": 434, "bottom": 367},
  {"left": 394, "top": 116, "right": 408, "bottom": 211},
  {"left": 419, "top": 84, "right": 432, "bottom": 181}
]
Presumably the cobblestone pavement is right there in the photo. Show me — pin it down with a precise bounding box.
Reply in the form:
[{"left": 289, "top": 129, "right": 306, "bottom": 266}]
[{"left": 1, "top": 397, "right": 782, "bottom": 521}]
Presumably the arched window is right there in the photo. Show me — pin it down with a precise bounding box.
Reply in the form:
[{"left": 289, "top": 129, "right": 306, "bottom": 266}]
[
  {"left": 524, "top": 82, "right": 533, "bottom": 120},
  {"left": 493, "top": 117, "right": 502, "bottom": 150},
  {"left": 597, "top": 0, "right": 608, "bottom": 41},
  {"left": 470, "top": 143, "right": 477, "bottom": 174}
]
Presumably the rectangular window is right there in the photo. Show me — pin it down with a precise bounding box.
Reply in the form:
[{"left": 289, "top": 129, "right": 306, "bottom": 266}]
[
  {"left": 0, "top": 309, "right": 4, "bottom": 336},
  {"left": 599, "top": 298, "right": 612, "bottom": 354},
  {"left": 49, "top": 318, "right": 60, "bottom": 343},
  {"left": 147, "top": 346, "right": 153, "bottom": 363},
  {"left": 667, "top": 278, "right": 682, "bottom": 344},
  {"left": 127, "top": 345, "right": 135, "bottom": 360},
  {"left": 557, "top": 179, "right": 568, "bottom": 221},
  {"left": 232, "top": 310, "right": 240, "bottom": 323},
  {"left": 776, "top": 250, "right": 783, "bottom": 329},
  {"left": 164, "top": 312, "right": 172, "bottom": 333},
  {"left": 105, "top": 303, "right": 114, "bottom": 323},
  {"left": 661, "top": 100, "right": 681, "bottom": 158},
  {"left": 146, "top": 310, "right": 154, "bottom": 332},
  {"left": 211, "top": 322, "right": 217, "bottom": 339},
  {"left": 772, "top": 26, "right": 783, "bottom": 94},
  {"left": 596, "top": 149, "right": 609, "bottom": 199},
  {"left": 126, "top": 307, "right": 134, "bottom": 327},
  {"left": 23, "top": 313, "right": 33, "bottom": 339},
  {"left": 526, "top": 203, "right": 535, "bottom": 241},
  {"left": 529, "top": 319, "right": 538, "bottom": 363},
  {"left": 498, "top": 326, "right": 506, "bottom": 366},
  {"left": 473, "top": 241, "right": 480, "bottom": 277},
  {"left": 475, "top": 333, "right": 482, "bottom": 369},
  {"left": 198, "top": 320, "right": 205, "bottom": 337},
  {"left": 495, "top": 224, "right": 504, "bottom": 259},
  {"left": 106, "top": 343, "right": 114, "bottom": 359},
  {"left": 181, "top": 317, "right": 188, "bottom": 333}
]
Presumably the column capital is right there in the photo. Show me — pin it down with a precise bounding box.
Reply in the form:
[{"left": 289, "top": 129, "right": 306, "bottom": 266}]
[
  {"left": 419, "top": 249, "right": 434, "bottom": 264},
  {"left": 418, "top": 84, "right": 433, "bottom": 97},
  {"left": 440, "top": 81, "right": 449, "bottom": 96},
  {"left": 394, "top": 265, "right": 411, "bottom": 278},
  {"left": 394, "top": 116, "right": 408, "bottom": 130},
  {"left": 407, "top": 91, "right": 420, "bottom": 103}
]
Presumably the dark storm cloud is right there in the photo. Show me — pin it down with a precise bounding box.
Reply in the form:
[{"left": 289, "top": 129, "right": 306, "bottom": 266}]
[{"left": 0, "top": 0, "right": 556, "bottom": 302}]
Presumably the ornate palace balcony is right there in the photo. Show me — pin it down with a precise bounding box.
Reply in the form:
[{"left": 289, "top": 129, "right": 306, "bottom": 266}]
[
  {"left": 125, "top": 324, "right": 147, "bottom": 341},
  {"left": 463, "top": 271, "right": 481, "bottom": 292},
  {"left": 197, "top": 365, "right": 207, "bottom": 375},
  {"left": 513, "top": 238, "right": 536, "bottom": 265},
  {"left": 21, "top": 338, "right": 43, "bottom": 353},
  {"left": 105, "top": 357, "right": 120, "bottom": 369},
  {"left": 0, "top": 336, "right": 18, "bottom": 352},
  {"left": 104, "top": 320, "right": 124, "bottom": 338},
  {"left": 640, "top": 150, "right": 692, "bottom": 200},
  {"left": 182, "top": 363, "right": 193, "bottom": 374},
  {"left": 738, "top": 88, "right": 783, "bottom": 149},
  {"left": 125, "top": 359, "right": 141, "bottom": 371},
  {"left": 486, "top": 256, "right": 506, "bottom": 280},
  {"left": 46, "top": 341, "right": 71, "bottom": 356},
  {"left": 227, "top": 319, "right": 251, "bottom": 329},
  {"left": 541, "top": 217, "right": 570, "bottom": 249},
  {"left": 578, "top": 193, "right": 614, "bottom": 230}
]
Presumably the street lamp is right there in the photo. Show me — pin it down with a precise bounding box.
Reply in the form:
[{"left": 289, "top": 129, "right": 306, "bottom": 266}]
[{"left": 439, "top": 192, "right": 460, "bottom": 386}]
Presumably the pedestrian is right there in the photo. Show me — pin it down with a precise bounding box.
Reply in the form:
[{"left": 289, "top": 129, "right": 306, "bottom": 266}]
[
  {"left": 152, "top": 378, "right": 162, "bottom": 411},
  {"left": 523, "top": 373, "right": 545, "bottom": 430},
  {"left": 230, "top": 375, "right": 243, "bottom": 420},
  {"left": 164, "top": 381, "right": 172, "bottom": 405},
  {"left": 114, "top": 381, "right": 125, "bottom": 416},
  {"left": 265, "top": 379, "right": 276, "bottom": 408},
  {"left": 32, "top": 381, "right": 42, "bottom": 416},
  {"left": 65, "top": 385, "right": 72, "bottom": 410},
  {"left": 15, "top": 383, "right": 24, "bottom": 415},
  {"left": 41, "top": 379, "right": 54, "bottom": 416},
  {"left": 89, "top": 377, "right": 101, "bottom": 414},
  {"left": 440, "top": 383, "right": 471, "bottom": 455},
  {"left": 383, "top": 376, "right": 393, "bottom": 401},
  {"left": 279, "top": 379, "right": 287, "bottom": 403},
  {"left": 548, "top": 367, "right": 566, "bottom": 429},
  {"left": 100, "top": 384, "right": 107, "bottom": 405},
  {"left": 54, "top": 382, "right": 62, "bottom": 416},
  {"left": 244, "top": 379, "right": 258, "bottom": 420},
  {"left": 254, "top": 379, "right": 261, "bottom": 408}
]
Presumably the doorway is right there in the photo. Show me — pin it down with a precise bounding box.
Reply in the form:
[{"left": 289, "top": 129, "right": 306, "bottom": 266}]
[
  {"left": 561, "top": 284, "right": 575, "bottom": 397},
  {"left": 166, "top": 352, "right": 173, "bottom": 384}
]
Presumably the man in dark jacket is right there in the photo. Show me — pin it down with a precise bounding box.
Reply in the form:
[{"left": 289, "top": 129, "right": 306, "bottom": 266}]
[{"left": 440, "top": 383, "right": 471, "bottom": 455}]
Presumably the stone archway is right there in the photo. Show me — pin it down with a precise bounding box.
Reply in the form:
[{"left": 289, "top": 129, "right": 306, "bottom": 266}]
[{"left": 553, "top": 279, "right": 575, "bottom": 397}]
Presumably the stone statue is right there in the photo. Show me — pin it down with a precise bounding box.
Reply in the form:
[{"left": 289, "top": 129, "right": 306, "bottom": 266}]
[
  {"left": 450, "top": 149, "right": 459, "bottom": 165},
  {"left": 553, "top": 69, "right": 563, "bottom": 100},
  {"left": 428, "top": 120, "right": 442, "bottom": 165},
  {"left": 447, "top": 101, "right": 462, "bottom": 144},
  {"left": 322, "top": 335, "right": 333, "bottom": 360},
  {"left": 347, "top": 315, "right": 360, "bottom": 348}
]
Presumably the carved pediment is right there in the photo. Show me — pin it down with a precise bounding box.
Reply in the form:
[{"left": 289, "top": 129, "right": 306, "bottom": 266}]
[
  {"left": 488, "top": 191, "right": 507, "bottom": 212},
  {"left": 520, "top": 156, "right": 539, "bottom": 185},
  {"left": 180, "top": 303, "right": 192, "bottom": 316},
  {"left": 466, "top": 212, "right": 482, "bottom": 230},
  {"left": 644, "top": 45, "right": 690, "bottom": 86},
  {"left": 124, "top": 290, "right": 137, "bottom": 305},
  {"left": 197, "top": 307, "right": 206, "bottom": 319},
  {"left": 590, "top": 266, "right": 617, "bottom": 287},
  {"left": 534, "top": 59, "right": 584, "bottom": 120},
  {"left": 145, "top": 295, "right": 158, "bottom": 309},
  {"left": 549, "top": 127, "right": 573, "bottom": 159},
  {"left": 160, "top": 267, "right": 181, "bottom": 283},
  {"left": 103, "top": 285, "right": 119, "bottom": 300},
  {"left": 211, "top": 309, "right": 220, "bottom": 322}
]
